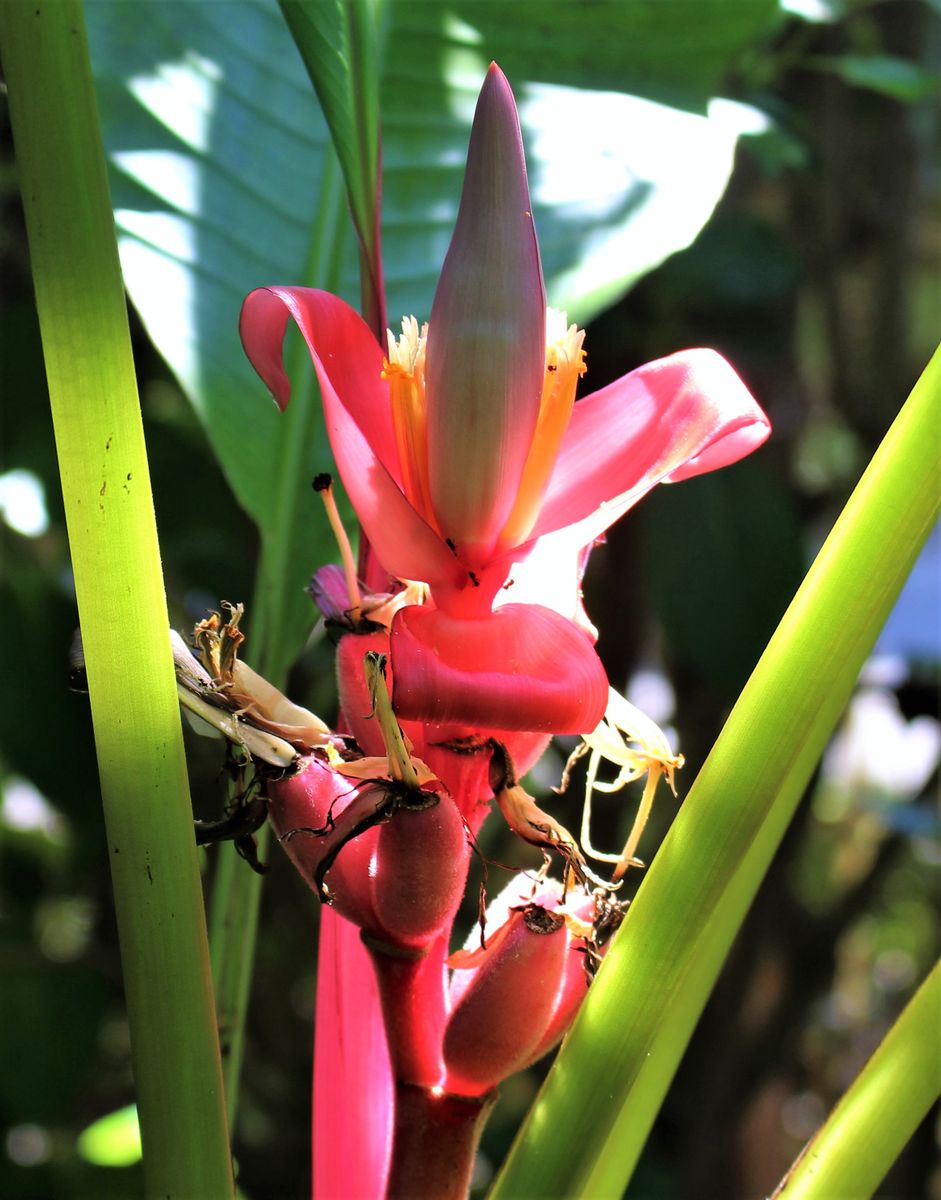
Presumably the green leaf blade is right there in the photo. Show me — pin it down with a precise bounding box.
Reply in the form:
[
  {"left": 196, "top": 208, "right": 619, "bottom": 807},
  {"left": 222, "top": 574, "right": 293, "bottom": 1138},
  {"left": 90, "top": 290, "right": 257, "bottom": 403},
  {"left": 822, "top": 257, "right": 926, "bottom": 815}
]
[
  {"left": 280, "top": 0, "right": 385, "bottom": 331},
  {"left": 774, "top": 961, "right": 941, "bottom": 1200},
  {"left": 808, "top": 53, "right": 941, "bottom": 102},
  {"left": 490, "top": 350, "right": 941, "bottom": 1199},
  {"left": 0, "top": 3, "right": 234, "bottom": 1195}
]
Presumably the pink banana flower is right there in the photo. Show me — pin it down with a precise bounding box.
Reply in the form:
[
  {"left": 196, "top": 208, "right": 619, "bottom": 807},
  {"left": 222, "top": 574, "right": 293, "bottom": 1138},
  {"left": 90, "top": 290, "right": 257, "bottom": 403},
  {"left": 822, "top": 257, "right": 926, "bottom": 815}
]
[
  {"left": 238, "top": 61, "right": 773, "bottom": 1200},
  {"left": 239, "top": 64, "right": 770, "bottom": 740}
]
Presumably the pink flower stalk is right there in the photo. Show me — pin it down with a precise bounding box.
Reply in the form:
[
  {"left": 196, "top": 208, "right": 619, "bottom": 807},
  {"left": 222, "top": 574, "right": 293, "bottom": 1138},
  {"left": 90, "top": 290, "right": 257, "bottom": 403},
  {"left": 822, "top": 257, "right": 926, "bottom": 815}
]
[
  {"left": 268, "top": 747, "right": 463, "bottom": 1090},
  {"left": 239, "top": 64, "right": 770, "bottom": 740},
  {"left": 312, "top": 910, "right": 392, "bottom": 1200}
]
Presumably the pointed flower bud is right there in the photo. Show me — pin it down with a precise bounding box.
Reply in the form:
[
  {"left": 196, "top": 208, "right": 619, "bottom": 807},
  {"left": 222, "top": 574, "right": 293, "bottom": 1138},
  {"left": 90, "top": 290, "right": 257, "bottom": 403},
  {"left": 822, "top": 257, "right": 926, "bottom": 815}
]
[{"left": 424, "top": 62, "right": 547, "bottom": 563}]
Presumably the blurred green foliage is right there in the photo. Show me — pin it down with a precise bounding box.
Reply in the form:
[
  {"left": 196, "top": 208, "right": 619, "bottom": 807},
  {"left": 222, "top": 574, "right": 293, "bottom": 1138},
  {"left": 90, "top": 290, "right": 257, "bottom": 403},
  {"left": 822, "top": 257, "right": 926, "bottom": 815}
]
[{"left": 1, "top": 1, "right": 938, "bottom": 1197}]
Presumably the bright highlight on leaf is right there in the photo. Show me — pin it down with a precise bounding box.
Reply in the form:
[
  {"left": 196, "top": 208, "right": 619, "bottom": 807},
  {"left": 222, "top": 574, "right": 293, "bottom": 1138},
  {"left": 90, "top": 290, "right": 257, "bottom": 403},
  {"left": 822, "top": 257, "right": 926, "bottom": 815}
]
[{"left": 76, "top": 1105, "right": 141, "bottom": 1168}]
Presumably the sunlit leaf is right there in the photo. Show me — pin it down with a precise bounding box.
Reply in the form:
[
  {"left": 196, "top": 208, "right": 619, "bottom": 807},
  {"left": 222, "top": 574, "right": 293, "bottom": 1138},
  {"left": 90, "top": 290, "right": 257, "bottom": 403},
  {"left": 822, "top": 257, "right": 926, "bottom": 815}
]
[
  {"left": 85, "top": 0, "right": 777, "bottom": 667},
  {"left": 77, "top": 1105, "right": 142, "bottom": 1168},
  {"left": 490, "top": 347, "right": 941, "bottom": 1199}
]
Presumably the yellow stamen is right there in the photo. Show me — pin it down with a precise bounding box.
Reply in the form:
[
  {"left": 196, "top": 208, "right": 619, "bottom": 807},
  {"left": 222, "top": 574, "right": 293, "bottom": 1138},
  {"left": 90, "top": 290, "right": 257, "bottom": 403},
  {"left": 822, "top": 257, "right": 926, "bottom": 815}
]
[
  {"left": 382, "top": 317, "right": 437, "bottom": 527},
  {"left": 314, "top": 476, "right": 362, "bottom": 625},
  {"left": 499, "top": 307, "right": 586, "bottom": 548}
]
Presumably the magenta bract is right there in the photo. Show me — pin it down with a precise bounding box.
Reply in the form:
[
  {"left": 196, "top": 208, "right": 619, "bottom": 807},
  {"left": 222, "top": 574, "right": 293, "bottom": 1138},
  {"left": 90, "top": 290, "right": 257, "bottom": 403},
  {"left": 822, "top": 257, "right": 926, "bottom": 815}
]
[
  {"left": 391, "top": 603, "right": 607, "bottom": 734},
  {"left": 424, "top": 64, "right": 546, "bottom": 561}
]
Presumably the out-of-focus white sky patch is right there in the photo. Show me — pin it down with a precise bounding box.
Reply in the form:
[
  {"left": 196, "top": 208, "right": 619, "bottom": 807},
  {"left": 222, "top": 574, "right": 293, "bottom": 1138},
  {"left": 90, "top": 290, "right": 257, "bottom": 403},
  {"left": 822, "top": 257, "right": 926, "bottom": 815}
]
[
  {"left": 817, "top": 687, "right": 941, "bottom": 821},
  {"left": 36, "top": 896, "right": 95, "bottom": 963},
  {"left": 859, "top": 654, "right": 911, "bottom": 690},
  {"left": 816, "top": 525, "right": 941, "bottom": 823},
  {"left": 5, "top": 1124, "right": 52, "bottom": 1168},
  {"left": 1, "top": 776, "right": 66, "bottom": 839},
  {"left": 0, "top": 469, "right": 48, "bottom": 537},
  {"left": 627, "top": 667, "right": 677, "bottom": 727}
]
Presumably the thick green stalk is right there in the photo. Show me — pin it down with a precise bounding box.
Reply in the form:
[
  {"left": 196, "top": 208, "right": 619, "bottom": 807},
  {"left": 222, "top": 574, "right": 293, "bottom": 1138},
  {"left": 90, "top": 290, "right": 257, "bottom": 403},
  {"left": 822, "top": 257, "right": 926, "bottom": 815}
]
[
  {"left": 249, "top": 149, "right": 345, "bottom": 686},
  {"left": 0, "top": 4, "right": 233, "bottom": 1196},
  {"left": 209, "top": 827, "right": 271, "bottom": 1124},
  {"left": 773, "top": 960, "right": 941, "bottom": 1200},
  {"left": 491, "top": 350, "right": 941, "bottom": 1200}
]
